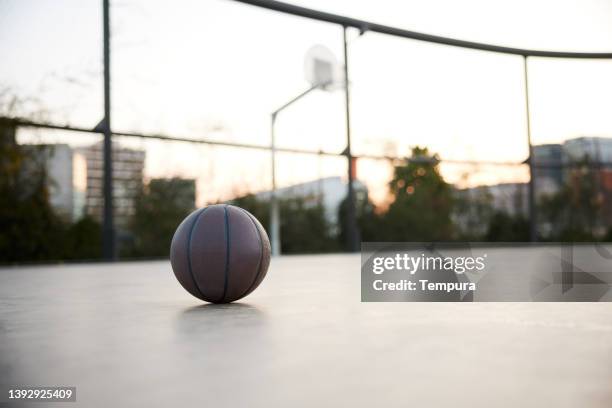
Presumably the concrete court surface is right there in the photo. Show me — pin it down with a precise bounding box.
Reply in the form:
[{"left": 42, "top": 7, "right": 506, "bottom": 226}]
[{"left": 1, "top": 253, "right": 611, "bottom": 408}]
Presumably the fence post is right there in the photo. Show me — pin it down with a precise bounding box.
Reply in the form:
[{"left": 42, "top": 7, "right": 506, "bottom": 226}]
[
  {"left": 102, "top": 0, "right": 115, "bottom": 260},
  {"left": 343, "top": 26, "right": 359, "bottom": 252},
  {"left": 523, "top": 56, "right": 537, "bottom": 242}
]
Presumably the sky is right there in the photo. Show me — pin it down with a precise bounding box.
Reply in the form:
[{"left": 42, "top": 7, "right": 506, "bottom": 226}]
[{"left": 1, "top": 0, "right": 612, "bottom": 204}]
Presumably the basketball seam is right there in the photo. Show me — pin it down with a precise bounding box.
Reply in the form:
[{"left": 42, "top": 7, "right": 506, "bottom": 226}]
[
  {"left": 187, "top": 207, "right": 209, "bottom": 300},
  {"left": 238, "top": 210, "right": 265, "bottom": 299},
  {"left": 219, "top": 205, "right": 230, "bottom": 303}
]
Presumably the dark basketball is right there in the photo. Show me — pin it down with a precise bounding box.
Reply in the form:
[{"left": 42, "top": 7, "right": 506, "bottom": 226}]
[{"left": 170, "top": 204, "right": 271, "bottom": 303}]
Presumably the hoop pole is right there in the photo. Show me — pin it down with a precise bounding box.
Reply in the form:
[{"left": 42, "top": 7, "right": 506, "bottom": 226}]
[
  {"left": 269, "top": 84, "right": 320, "bottom": 256},
  {"left": 270, "top": 112, "right": 281, "bottom": 256}
]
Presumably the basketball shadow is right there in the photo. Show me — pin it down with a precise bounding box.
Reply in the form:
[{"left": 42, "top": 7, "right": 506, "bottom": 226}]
[
  {"left": 181, "top": 302, "right": 264, "bottom": 317},
  {"left": 173, "top": 302, "right": 272, "bottom": 369},
  {"left": 175, "top": 302, "right": 267, "bottom": 337}
]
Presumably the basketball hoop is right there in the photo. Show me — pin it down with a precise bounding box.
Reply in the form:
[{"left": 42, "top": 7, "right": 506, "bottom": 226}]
[{"left": 304, "top": 45, "right": 342, "bottom": 89}]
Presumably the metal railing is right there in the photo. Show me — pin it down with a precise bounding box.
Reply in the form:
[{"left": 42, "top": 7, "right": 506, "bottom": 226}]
[{"left": 6, "top": 0, "right": 612, "bottom": 259}]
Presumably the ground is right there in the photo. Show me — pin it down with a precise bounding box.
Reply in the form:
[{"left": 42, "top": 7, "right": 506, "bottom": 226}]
[{"left": 1, "top": 254, "right": 611, "bottom": 407}]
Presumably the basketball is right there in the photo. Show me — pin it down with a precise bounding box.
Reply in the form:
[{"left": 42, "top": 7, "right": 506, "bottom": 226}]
[{"left": 170, "top": 204, "right": 271, "bottom": 303}]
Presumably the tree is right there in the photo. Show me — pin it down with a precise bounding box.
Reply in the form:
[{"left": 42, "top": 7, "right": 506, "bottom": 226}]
[
  {"left": 0, "top": 122, "right": 69, "bottom": 262},
  {"left": 279, "top": 197, "right": 339, "bottom": 253},
  {"left": 232, "top": 194, "right": 339, "bottom": 254},
  {"left": 539, "top": 158, "right": 602, "bottom": 241},
  {"left": 126, "top": 178, "right": 196, "bottom": 257},
  {"left": 485, "top": 211, "right": 529, "bottom": 241},
  {"left": 231, "top": 194, "right": 269, "bottom": 233},
  {"left": 382, "top": 147, "right": 454, "bottom": 241},
  {"left": 453, "top": 187, "right": 495, "bottom": 240},
  {"left": 64, "top": 216, "right": 102, "bottom": 260},
  {"left": 338, "top": 190, "right": 384, "bottom": 244}
]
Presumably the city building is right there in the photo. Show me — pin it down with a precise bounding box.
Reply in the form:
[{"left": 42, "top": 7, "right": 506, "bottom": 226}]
[
  {"left": 457, "top": 182, "right": 528, "bottom": 217},
  {"left": 147, "top": 178, "right": 196, "bottom": 211},
  {"left": 532, "top": 143, "right": 563, "bottom": 191},
  {"left": 255, "top": 176, "right": 368, "bottom": 228},
  {"left": 562, "top": 137, "right": 612, "bottom": 227},
  {"left": 456, "top": 136, "right": 612, "bottom": 236},
  {"left": 529, "top": 137, "right": 612, "bottom": 198},
  {"left": 18, "top": 143, "right": 87, "bottom": 221},
  {"left": 1, "top": 120, "right": 87, "bottom": 220},
  {"left": 40, "top": 144, "right": 86, "bottom": 221},
  {"left": 563, "top": 137, "right": 612, "bottom": 163},
  {"left": 78, "top": 142, "right": 145, "bottom": 229}
]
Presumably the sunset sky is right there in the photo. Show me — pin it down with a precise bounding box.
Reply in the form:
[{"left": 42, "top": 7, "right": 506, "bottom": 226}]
[{"left": 2, "top": 0, "right": 612, "bottom": 204}]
